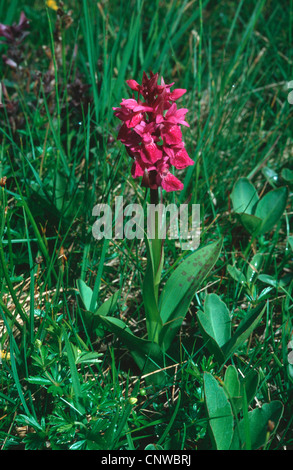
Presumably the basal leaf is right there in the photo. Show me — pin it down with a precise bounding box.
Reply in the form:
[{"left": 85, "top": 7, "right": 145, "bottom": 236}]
[
  {"left": 262, "top": 166, "right": 279, "bottom": 186},
  {"left": 93, "top": 315, "right": 161, "bottom": 357},
  {"left": 239, "top": 212, "right": 262, "bottom": 235},
  {"left": 258, "top": 273, "right": 292, "bottom": 288},
  {"left": 204, "top": 372, "right": 234, "bottom": 450},
  {"left": 281, "top": 168, "right": 293, "bottom": 182},
  {"left": 240, "top": 369, "right": 259, "bottom": 408},
  {"left": 230, "top": 177, "right": 259, "bottom": 215},
  {"left": 77, "top": 279, "right": 94, "bottom": 311},
  {"left": 158, "top": 239, "right": 222, "bottom": 352},
  {"left": 226, "top": 368, "right": 259, "bottom": 416},
  {"left": 78, "top": 280, "right": 119, "bottom": 330},
  {"left": 224, "top": 365, "right": 242, "bottom": 414},
  {"left": 222, "top": 302, "right": 266, "bottom": 358},
  {"left": 230, "top": 401, "right": 284, "bottom": 450},
  {"left": 197, "top": 293, "right": 231, "bottom": 363},
  {"left": 258, "top": 274, "right": 279, "bottom": 287},
  {"left": 144, "top": 444, "right": 164, "bottom": 450},
  {"left": 224, "top": 365, "right": 240, "bottom": 399},
  {"left": 246, "top": 253, "right": 263, "bottom": 284},
  {"left": 254, "top": 186, "right": 288, "bottom": 235},
  {"left": 197, "top": 328, "right": 226, "bottom": 364},
  {"left": 89, "top": 313, "right": 163, "bottom": 373},
  {"left": 95, "top": 291, "right": 119, "bottom": 316},
  {"left": 227, "top": 264, "right": 246, "bottom": 285}
]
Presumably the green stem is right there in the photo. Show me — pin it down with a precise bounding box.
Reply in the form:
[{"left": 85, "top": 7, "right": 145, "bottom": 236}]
[
  {"left": 149, "top": 188, "right": 163, "bottom": 300},
  {"left": 142, "top": 187, "right": 165, "bottom": 344}
]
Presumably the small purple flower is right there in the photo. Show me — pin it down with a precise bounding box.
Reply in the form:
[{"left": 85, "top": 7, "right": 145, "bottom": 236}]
[{"left": 0, "top": 12, "right": 29, "bottom": 45}]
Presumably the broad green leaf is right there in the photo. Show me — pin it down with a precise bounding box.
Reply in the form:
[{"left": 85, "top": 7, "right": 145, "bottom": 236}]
[
  {"left": 77, "top": 279, "right": 94, "bottom": 311},
  {"left": 262, "top": 166, "right": 279, "bottom": 186},
  {"left": 224, "top": 365, "right": 259, "bottom": 432},
  {"left": 95, "top": 291, "right": 119, "bottom": 316},
  {"left": 92, "top": 315, "right": 162, "bottom": 358},
  {"left": 246, "top": 253, "right": 263, "bottom": 284},
  {"left": 77, "top": 280, "right": 119, "bottom": 330},
  {"left": 230, "top": 177, "right": 259, "bottom": 215},
  {"left": 222, "top": 302, "right": 266, "bottom": 358},
  {"left": 89, "top": 314, "right": 164, "bottom": 382},
  {"left": 197, "top": 294, "right": 231, "bottom": 363},
  {"left": 255, "top": 186, "right": 288, "bottom": 235},
  {"left": 90, "top": 238, "right": 109, "bottom": 311},
  {"left": 159, "top": 239, "right": 222, "bottom": 323},
  {"left": 197, "top": 328, "right": 226, "bottom": 364},
  {"left": 86, "top": 438, "right": 106, "bottom": 450},
  {"left": 227, "top": 264, "right": 246, "bottom": 285},
  {"left": 230, "top": 401, "right": 284, "bottom": 450},
  {"left": 204, "top": 372, "right": 234, "bottom": 450},
  {"left": 258, "top": 274, "right": 291, "bottom": 288},
  {"left": 223, "top": 367, "right": 259, "bottom": 416},
  {"left": 224, "top": 365, "right": 240, "bottom": 398},
  {"left": 159, "top": 239, "right": 222, "bottom": 352},
  {"left": 240, "top": 369, "right": 259, "bottom": 408},
  {"left": 224, "top": 366, "right": 242, "bottom": 414},
  {"left": 144, "top": 444, "right": 164, "bottom": 450},
  {"left": 258, "top": 274, "right": 278, "bottom": 287},
  {"left": 239, "top": 212, "right": 262, "bottom": 235},
  {"left": 281, "top": 168, "right": 293, "bottom": 182}
]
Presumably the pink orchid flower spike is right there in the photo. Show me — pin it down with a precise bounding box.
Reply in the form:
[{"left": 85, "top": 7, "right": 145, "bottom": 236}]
[{"left": 113, "top": 72, "right": 194, "bottom": 192}]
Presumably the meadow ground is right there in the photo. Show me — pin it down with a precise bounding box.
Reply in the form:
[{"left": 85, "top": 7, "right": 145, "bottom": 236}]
[{"left": 0, "top": 0, "right": 292, "bottom": 451}]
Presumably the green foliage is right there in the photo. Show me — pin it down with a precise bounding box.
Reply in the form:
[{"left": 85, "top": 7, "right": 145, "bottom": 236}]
[
  {"left": 231, "top": 177, "right": 288, "bottom": 237},
  {"left": 197, "top": 294, "right": 266, "bottom": 364},
  {"left": 0, "top": 0, "right": 292, "bottom": 451},
  {"left": 204, "top": 368, "right": 284, "bottom": 450},
  {"left": 230, "top": 401, "right": 284, "bottom": 450},
  {"left": 204, "top": 372, "right": 234, "bottom": 450},
  {"left": 158, "top": 239, "right": 223, "bottom": 352},
  {"left": 78, "top": 239, "right": 222, "bottom": 384}
]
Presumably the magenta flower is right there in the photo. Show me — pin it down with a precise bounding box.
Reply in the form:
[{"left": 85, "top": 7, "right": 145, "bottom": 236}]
[{"left": 113, "top": 71, "right": 194, "bottom": 192}]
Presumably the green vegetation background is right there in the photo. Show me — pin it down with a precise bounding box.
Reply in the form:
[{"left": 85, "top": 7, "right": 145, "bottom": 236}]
[{"left": 0, "top": 0, "right": 292, "bottom": 450}]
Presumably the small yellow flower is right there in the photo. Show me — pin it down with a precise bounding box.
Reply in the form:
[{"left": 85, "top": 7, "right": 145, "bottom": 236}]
[
  {"left": 0, "top": 350, "right": 10, "bottom": 361},
  {"left": 46, "top": 0, "right": 58, "bottom": 11}
]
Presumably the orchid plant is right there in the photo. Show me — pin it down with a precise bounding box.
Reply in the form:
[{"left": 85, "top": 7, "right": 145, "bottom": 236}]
[
  {"left": 113, "top": 72, "right": 196, "bottom": 344},
  {"left": 78, "top": 72, "right": 223, "bottom": 384}
]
